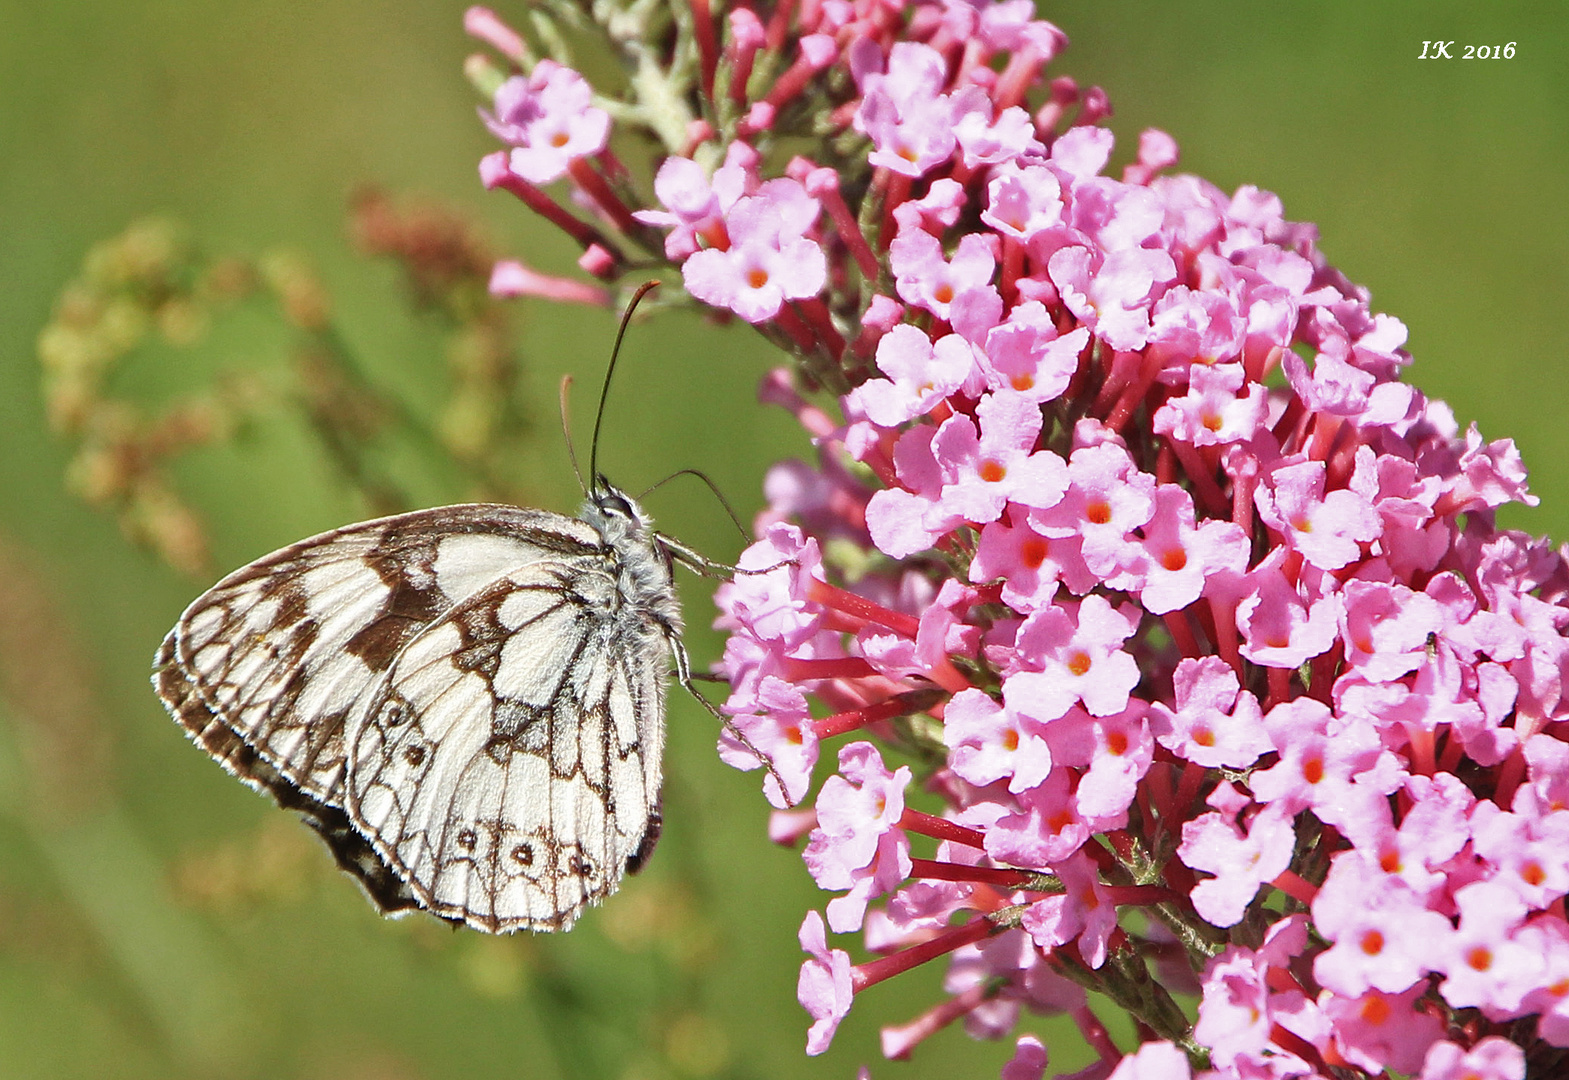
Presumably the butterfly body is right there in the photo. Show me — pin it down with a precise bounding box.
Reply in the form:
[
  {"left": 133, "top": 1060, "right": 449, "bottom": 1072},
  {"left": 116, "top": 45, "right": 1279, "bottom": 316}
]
[{"left": 155, "top": 485, "right": 677, "bottom": 932}]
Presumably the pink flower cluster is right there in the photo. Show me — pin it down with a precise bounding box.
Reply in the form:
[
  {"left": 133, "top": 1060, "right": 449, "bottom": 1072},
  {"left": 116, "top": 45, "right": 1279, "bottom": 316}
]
[{"left": 467, "top": 2, "right": 1566, "bottom": 1076}]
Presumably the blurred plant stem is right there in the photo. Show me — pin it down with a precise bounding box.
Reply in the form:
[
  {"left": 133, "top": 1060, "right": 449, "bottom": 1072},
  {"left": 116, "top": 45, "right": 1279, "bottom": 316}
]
[{"left": 37, "top": 200, "right": 536, "bottom": 579}]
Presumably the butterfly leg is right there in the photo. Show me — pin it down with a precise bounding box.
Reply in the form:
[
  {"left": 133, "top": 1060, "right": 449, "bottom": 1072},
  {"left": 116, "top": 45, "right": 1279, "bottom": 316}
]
[
  {"left": 667, "top": 633, "right": 795, "bottom": 806},
  {"left": 662, "top": 536, "right": 796, "bottom": 579}
]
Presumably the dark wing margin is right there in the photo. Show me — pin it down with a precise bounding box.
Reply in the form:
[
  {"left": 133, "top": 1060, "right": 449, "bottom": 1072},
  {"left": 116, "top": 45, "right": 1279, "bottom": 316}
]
[{"left": 155, "top": 634, "right": 423, "bottom": 915}]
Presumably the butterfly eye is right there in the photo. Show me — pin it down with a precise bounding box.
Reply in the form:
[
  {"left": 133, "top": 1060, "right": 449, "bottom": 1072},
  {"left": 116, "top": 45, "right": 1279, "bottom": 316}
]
[{"left": 598, "top": 491, "right": 635, "bottom": 519}]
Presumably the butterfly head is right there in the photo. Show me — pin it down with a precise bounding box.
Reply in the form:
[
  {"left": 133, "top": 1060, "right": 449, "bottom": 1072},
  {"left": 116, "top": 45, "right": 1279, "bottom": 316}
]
[
  {"left": 583, "top": 476, "right": 665, "bottom": 561},
  {"left": 585, "top": 474, "right": 650, "bottom": 527},
  {"left": 582, "top": 476, "right": 682, "bottom": 631}
]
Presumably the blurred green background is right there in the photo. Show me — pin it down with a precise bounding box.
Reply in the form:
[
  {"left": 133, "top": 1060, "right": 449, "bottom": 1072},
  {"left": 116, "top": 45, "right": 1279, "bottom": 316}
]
[{"left": 1, "top": 2, "right": 1565, "bottom": 1079}]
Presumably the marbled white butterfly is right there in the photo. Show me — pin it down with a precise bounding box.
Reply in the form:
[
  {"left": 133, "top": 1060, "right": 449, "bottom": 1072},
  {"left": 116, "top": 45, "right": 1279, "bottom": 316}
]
[{"left": 155, "top": 285, "right": 709, "bottom": 933}]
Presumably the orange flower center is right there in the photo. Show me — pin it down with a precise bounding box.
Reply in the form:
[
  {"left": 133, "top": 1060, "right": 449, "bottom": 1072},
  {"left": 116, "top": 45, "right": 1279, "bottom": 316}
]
[{"left": 1301, "top": 756, "right": 1324, "bottom": 784}]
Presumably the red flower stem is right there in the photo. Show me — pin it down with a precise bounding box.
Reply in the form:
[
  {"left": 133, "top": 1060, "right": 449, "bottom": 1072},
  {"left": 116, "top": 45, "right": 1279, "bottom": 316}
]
[
  {"left": 764, "top": 0, "right": 797, "bottom": 50},
  {"left": 948, "top": 158, "right": 976, "bottom": 190},
  {"left": 808, "top": 579, "right": 921, "bottom": 636},
  {"left": 1436, "top": 728, "right": 1464, "bottom": 775},
  {"left": 880, "top": 983, "right": 989, "bottom": 1061},
  {"left": 1271, "top": 395, "right": 1308, "bottom": 455},
  {"left": 1165, "top": 437, "right": 1228, "bottom": 518},
  {"left": 878, "top": 171, "right": 912, "bottom": 249},
  {"left": 1091, "top": 349, "right": 1137, "bottom": 417},
  {"left": 908, "top": 857, "right": 1038, "bottom": 889},
  {"left": 1269, "top": 1024, "right": 1335, "bottom": 1074},
  {"left": 1307, "top": 411, "right": 1344, "bottom": 464},
  {"left": 783, "top": 656, "right": 881, "bottom": 681},
  {"left": 1070, "top": 1002, "right": 1120, "bottom": 1062},
  {"left": 817, "top": 610, "right": 872, "bottom": 636},
  {"left": 1155, "top": 442, "right": 1177, "bottom": 485},
  {"left": 483, "top": 156, "right": 622, "bottom": 256},
  {"left": 1174, "top": 759, "right": 1207, "bottom": 816},
  {"left": 1264, "top": 964, "right": 1306, "bottom": 995},
  {"left": 862, "top": 441, "right": 899, "bottom": 488},
  {"left": 993, "top": 44, "right": 1043, "bottom": 111},
  {"left": 1270, "top": 868, "right": 1317, "bottom": 906},
  {"left": 772, "top": 302, "right": 820, "bottom": 353},
  {"left": 1206, "top": 597, "right": 1242, "bottom": 677},
  {"left": 1266, "top": 667, "right": 1294, "bottom": 709},
  {"left": 464, "top": 6, "right": 529, "bottom": 64},
  {"left": 688, "top": 0, "right": 719, "bottom": 101},
  {"left": 1495, "top": 746, "right": 1527, "bottom": 808},
  {"left": 1104, "top": 350, "right": 1163, "bottom": 433},
  {"left": 813, "top": 695, "right": 925, "bottom": 739},
  {"left": 813, "top": 675, "right": 907, "bottom": 715},
  {"left": 1308, "top": 645, "right": 1340, "bottom": 705},
  {"left": 796, "top": 296, "right": 846, "bottom": 358},
  {"left": 926, "top": 657, "right": 974, "bottom": 695},
  {"left": 898, "top": 808, "right": 988, "bottom": 850},
  {"left": 999, "top": 237, "right": 1024, "bottom": 307},
  {"left": 762, "top": 46, "right": 834, "bottom": 114},
  {"left": 950, "top": 36, "right": 987, "bottom": 87},
  {"left": 1101, "top": 884, "right": 1177, "bottom": 907},
  {"left": 850, "top": 917, "right": 995, "bottom": 992},
  {"left": 597, "top": 146, "right": 633, "bottom": 185},
  {"left": 1101, "top": 831, "right": 1136, "bottom": 870},
  {"left": 1229, "top": 463, "right": 1259, "bottom": 538},
  {"left": 727, "top": 25, "right": 762, "bottom": 106},
  {"left": 1159, "top": 850, "right": 1197, "bottom": 897},
  {"left": 1141, "top": 762, "right": 1171, "bottom": 826},
  {"left": 1162, "top": 610, "right": 1200, "bottom": 660},
  {"left": 567, "top": 159, "right": 642, "bottom": 237},
  {"left": 811, "top": 172, "right": 880, "bottom": 280},
  {"left": 828, "top": 99, "right": 859, "bottom": 129},
  {"left": 850, "top": 320, "right": 883, "bottom": 358}
]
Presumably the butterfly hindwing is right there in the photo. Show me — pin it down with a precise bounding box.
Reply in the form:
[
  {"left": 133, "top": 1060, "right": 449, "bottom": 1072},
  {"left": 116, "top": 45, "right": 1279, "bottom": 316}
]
[{"left": 345, "top": 557, "right": 669, "bottom": 932}]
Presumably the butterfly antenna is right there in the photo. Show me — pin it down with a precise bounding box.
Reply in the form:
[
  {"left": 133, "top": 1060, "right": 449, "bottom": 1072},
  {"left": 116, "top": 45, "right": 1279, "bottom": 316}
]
[
  {"left": 558, "top": 373, "right": 587, "bottom": 496},
  {"left": 640, "top": 468, "right": 752, "bottom": 541},
  {"left": 589, "top": 280, "right": 662, "bottom": 494}
]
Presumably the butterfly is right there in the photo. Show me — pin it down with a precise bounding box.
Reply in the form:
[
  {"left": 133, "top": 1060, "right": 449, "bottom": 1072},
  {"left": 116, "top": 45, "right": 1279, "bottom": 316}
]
[
  {"left": 155, "top": 482, "right": 694, "bottom": 932},
  {"left": 154, "top": 284, "right": 733, "bottom": 933}
]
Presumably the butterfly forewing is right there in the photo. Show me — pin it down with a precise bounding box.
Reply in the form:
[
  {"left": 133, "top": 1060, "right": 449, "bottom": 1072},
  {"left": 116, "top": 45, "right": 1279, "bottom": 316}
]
[
  {"left": 154, "top": 495, "right": 678, "bottom": 932},
  {"left": 158, "top": 505, "right": 603, "bottom": 802},
  {"left": 346, "top": 559, "right": 668, "bottom": 932}
]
